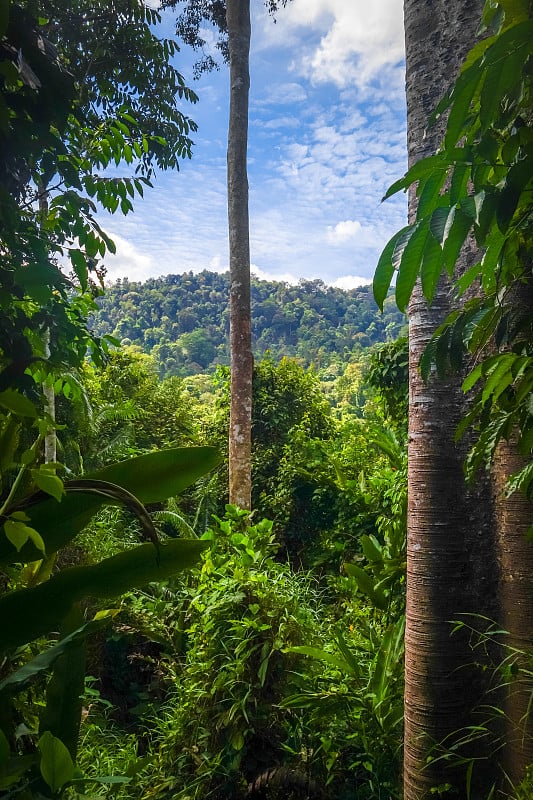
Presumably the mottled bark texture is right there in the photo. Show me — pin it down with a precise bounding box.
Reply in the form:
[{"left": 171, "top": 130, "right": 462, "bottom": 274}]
[
  {"left": 404, "top": 1, "right": 499, "bottom": 797},
  {"left": 226, "top": 0, "right": 253, "bottom": 509}
]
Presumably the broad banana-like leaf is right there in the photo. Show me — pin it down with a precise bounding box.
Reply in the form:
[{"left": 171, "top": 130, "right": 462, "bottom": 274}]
[
  {"left": 39, "top": 605, "right": 87, "bottom": 762},
  {"left": 0, "top": 538, "right": 207, "bottom": 651},
  {"left": 0, "top": 617, "right": 109, "bottom": 696},
  {"left": 0, "top": 446, "right": 220, "bottom": 564}
]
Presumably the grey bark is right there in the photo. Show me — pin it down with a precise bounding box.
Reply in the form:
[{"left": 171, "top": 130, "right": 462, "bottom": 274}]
[{"left": 226, "top": 0, "right": 253, "bottom": 509}]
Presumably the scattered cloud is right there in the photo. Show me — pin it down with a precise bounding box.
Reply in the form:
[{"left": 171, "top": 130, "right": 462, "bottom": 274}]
[
  {"left": 97, "top": 0, "right": 407, "bottom": 289},
  {"left": 277, "top": 0, "right": 405, "bottom": 88}
]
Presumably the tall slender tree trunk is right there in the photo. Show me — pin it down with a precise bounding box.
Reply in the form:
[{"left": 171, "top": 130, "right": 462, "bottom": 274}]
[
  {"left": 226, "top": 0, "right": 253, "bottom": 509},
  {"left": 38, "top": 181, "right": 56, "bottom": 466},
  {"left": 403, "top": 2, "right": 499, "bottom": 797}
]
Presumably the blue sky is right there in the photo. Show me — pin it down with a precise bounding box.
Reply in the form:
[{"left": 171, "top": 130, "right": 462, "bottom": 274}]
[{"left": 101, "top": 0, "right": 407, "bottom": 289}]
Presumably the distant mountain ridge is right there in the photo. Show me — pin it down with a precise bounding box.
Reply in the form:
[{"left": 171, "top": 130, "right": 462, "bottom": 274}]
[{"left": 91, "top": 270, "right": 405, "bottom": 376}]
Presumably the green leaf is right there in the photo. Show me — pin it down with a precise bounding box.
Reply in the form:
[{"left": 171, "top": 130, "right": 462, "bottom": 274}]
[
  {"left": 0, "top": 539, "right": 207, "bottom": 651},
  {"left": 0, "top": 617, "right": 108, "bottom": 696},
  {"left": 383, "top": 154, "right": 450, "bottom": 201},
  {"left": 230, "top": 730, "right": 245, "bottom": 751},
  {"left": 0, "top": 447, "right": 220, "bottom": 565},
  {"left": 445, "top": 62, "right": 484, "bottom": 148},
  {"left": 0, "top": 390, "right": 38, "bottom": 418},
  {"left": 474, "top": 190, "right": 498, "bottom": 242},
  {"left": 368, "top": 618, "right": 405, "bottom": 709},
  {"left": 39, "top": 604, "right": 86, "bottom": 762},
  {"left": 74, "top": 775, "right": 132, "bottom": 785},
  {"left": 361, "top": 534, "right": 382, "bottom": 564},
  {"left": 38, "top": 732, "right": 75, "bottom": 794},
  {"left": 479, "top": 23, "right": 533, "bottom": 131},
  {"left": 462, "top": 363, "right": 485, "bottom": 394},
  {"left": 429, "top": 205, "right": 453, "bottom": 243},
  {"left": 373, "top": 226, "right": 412, "bottom": 311},
  {"left": 288, "top": 645, "right": 356, "bottom": 676},
  {"left": 344, "top": 563, "right": 388, "bottom": 610},
  {"left": 442, "top": 206, "right": 473, "bottom": 275},
  {"left": 3, "top": 520, "right": 45, "bottom": 554},
  {"left": 31, "top": 470, "right": 65, "bottom": 502},
  {"left": 449, "top": 163, "right": 470, "bottom": 206},
  {"left": 69, "top": 249, "right": 88, "bottom": 291},
  {"left": 421, "top": 230, "right": 444, "bottom": 304},
  {"left": 417, "top": 171, "right": 447, "bottom": 217},
  {"left": 455, "top": 262, "right": 481, "bottom": 296},
  {"left": 481, "top": 355, "right": 516, "bottom": 405},
  {"left": 396, "top": 221, "right": 429, "bottom": 312},
  {"left": 481, "top": 232, "right": 505, "bottom": 293}
]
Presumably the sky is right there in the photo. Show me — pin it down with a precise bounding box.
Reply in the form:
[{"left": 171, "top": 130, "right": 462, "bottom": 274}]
[{"left": 101, "top": 0, "right": 407, "bottom": 289}]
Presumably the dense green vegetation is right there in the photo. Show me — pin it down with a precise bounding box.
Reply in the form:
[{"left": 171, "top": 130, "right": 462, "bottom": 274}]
[
  {"left": 90, "top": 272, "right": 406, "bottom": 375},
  {"left": 0, "top": 1, "right": 531, "bottom": 800}
]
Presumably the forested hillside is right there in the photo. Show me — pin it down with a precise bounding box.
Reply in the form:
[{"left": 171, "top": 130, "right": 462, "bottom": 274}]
[{"left": 90, "top": 271, "right": 406, "bottom": 375}]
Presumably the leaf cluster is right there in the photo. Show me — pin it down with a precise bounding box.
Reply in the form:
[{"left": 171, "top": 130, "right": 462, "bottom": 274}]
[
  {"left": 1, "top": 0, "right": 197, "bottom": 404},
  {"left": 374, "top": 0, "right": 533, "bottom": 495}
]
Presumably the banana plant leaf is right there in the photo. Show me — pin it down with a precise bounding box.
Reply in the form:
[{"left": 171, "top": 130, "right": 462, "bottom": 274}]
[
  {"left": 0, "top": 617, "right": 109, "bottom": 696},
  {"left": 0, "top": 446, "right": 220, "bottom": 564},
  {"left": 39, "top": 605, "right": 87, "bottom": 762},
  {"left": 0, "top": 538, "right": 207, "bottom": 651}
]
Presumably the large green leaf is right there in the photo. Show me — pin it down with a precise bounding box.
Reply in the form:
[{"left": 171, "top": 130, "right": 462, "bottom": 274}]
[
  {"left": 373, "top": 226, "right": 412, "bottom": 311},
  {"left": 39, "top": 605, "right": 87, "bottom": 761},
  {"left": 287, "top": 646, "right": 357, "bottom": 676},
  {"left": 0, "top": 446, "right": 220, "bottom": 564},
  {"left": 421, "top": 230, "right": 445, "bottom": 304},
  {"left": 344, "top": 562, "right": 388, "bottom": 611},
  {"left": 444, "top": 61, "right": 484, "bottom": 148},
  {"left": 368, "top": 618, "right": 405, "bottom": 714},
  {"left": 0, "top": 538, "right": 207, "bottom": 651},
  {"left": 39, "top": 731, "right": 75, "bottom": 794},
  {"left": 0, "top": 617, "right": 109, "bottom": 696},
  {"left": 396, "top": 220, "right": 429, "bottom": 312}
]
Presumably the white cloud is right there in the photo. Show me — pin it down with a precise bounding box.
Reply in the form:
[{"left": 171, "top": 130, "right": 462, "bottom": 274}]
[
  {"left": 102, "top": 233, "right": 156, "bottom": 282},
  {"left": 327, "top": 219, "right": 362, "bottom": 243},
  {"left": 251, "top": 264, "right": 300, "bottom": 285},
  {"left": 95, "top": 0, "right": 407, "bottom": 290},
  {"left": 274, "top": 0, "right": 404, "bottom": 88},
  {"left": 331, "top": 275, "right": 372, "bottom": 290}
]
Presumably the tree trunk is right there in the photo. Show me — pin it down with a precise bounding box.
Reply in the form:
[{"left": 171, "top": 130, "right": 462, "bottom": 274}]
[
  {"left": 403, "top": 2, "right": 499, "bottom": 797},
  {"left": 226, "top": 0, "right": 253, "bottom": 509},
  {"left": 492, "top": 279, "right": 533, "bottom": 791},
  {"left": 493, "top": 440, "right": 533, "bottom": 791}
]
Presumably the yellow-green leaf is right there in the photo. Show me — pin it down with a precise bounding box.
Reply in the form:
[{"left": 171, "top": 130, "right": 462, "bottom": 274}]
[
  {"left": 38, "top": 732, "right": 74, "bottom": 793},
  {"left": 31, "top": 470, "right": 65, "bottom": 503},
  {"left": 4, "top": 520, "right": 45, "bottom": 554}
]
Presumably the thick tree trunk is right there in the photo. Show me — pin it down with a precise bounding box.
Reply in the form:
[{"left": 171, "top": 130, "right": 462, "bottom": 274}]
[
  {"left": 226, "top": 0, "right": 253, "bottom": 509},
  {"left": 492, "top": 279, "right": 533, "bottom": 791},
  {"left": 493, "top": 440, "right": 533, "bottom": 791},
  {"left": 403, "top": 2, "right": 499, "bottom": 797}
]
